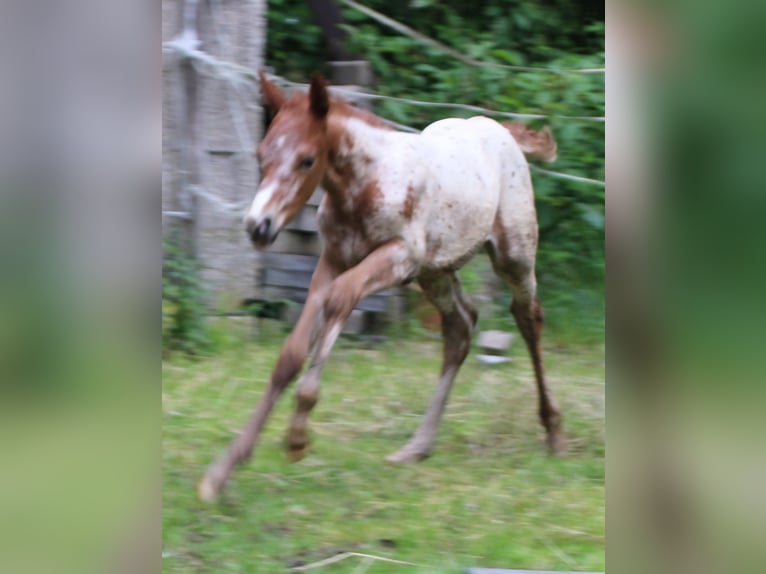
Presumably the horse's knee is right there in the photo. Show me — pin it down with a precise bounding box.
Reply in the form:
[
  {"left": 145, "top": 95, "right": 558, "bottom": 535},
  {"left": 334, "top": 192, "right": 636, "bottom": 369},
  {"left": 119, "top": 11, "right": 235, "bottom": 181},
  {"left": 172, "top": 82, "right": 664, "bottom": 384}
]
[
  {"left": 510, "top": 296, "right": 532, "bottom": 319},
  {"left": 295, "top": 386, "right": 318, "bottom": 412},
  {"left": 323, "top": 289, "right": 355, "bottom": 323}
]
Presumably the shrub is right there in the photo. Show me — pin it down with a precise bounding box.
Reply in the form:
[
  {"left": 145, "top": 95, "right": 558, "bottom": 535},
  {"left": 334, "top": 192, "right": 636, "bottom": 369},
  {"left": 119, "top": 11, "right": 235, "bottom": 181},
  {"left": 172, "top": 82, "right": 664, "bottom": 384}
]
[{"left": 162, "top": 231, "right": 211, "bottom": 356}]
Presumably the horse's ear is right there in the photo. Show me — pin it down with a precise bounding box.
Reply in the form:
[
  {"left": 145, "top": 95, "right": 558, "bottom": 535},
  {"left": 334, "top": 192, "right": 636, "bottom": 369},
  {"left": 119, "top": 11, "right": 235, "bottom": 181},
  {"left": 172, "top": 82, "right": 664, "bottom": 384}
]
[
  {"left": 259, "top": 70, "right": 286, "bottom": 115},
  {"left": 309, "top": 73, "right": 330, "bottom": 119}
]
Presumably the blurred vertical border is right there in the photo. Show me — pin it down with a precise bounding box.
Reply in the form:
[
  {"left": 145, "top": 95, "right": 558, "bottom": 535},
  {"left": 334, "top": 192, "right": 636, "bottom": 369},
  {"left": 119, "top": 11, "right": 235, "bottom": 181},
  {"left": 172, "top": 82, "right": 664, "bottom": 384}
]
[
  {"left": 608, "top": 0, "right": 766, "bottom": 572},
  {"left": 0, "top": 1, "right": 159, "bottom": 573}
]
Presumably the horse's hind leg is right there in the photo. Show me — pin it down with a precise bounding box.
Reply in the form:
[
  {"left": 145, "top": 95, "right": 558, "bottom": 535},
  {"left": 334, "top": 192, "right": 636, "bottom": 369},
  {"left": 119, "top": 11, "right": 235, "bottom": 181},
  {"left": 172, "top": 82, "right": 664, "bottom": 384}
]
[
  {"left": 486, "top": 234, "right": 565, "bottom": 454},
  {"left": 387, "top": 272, "right": 477, "bottom": 464},
  {"left": 510, "top": 291, "right": 565, "bottom": 453}
]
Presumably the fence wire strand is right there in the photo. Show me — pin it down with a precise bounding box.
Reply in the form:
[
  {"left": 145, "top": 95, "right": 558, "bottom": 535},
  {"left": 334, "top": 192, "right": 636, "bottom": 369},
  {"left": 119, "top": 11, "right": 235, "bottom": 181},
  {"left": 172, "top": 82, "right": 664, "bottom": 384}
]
[
  {"left": 273, "top": 76, "right": 605, "bottom": 123},
  {"left": 162, "top": 40, "right": 604, "bottom": 201},
  {"left": 269, "top": 78, "right": 605, "bottom": 187}
]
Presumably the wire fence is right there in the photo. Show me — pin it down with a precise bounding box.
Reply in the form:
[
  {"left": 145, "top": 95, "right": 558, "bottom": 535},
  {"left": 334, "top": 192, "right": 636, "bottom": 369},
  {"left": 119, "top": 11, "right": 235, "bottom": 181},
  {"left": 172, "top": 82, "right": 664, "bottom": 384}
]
[
  {"left": 270, "top": 75, "right": 604, "bottom": 124},
  {"left": 162, "top": 3, "right": 604, "bottom": 219},
  {"left": 273, "top": 79, "right": 607, "bottom": 189}
]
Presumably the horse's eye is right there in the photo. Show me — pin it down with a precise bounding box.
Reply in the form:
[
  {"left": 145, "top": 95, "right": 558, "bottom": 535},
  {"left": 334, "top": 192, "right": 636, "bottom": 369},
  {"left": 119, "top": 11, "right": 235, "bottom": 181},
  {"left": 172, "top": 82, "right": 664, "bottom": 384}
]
[{"left": 299, "top": 156, "right": 315, "bottom": 170}]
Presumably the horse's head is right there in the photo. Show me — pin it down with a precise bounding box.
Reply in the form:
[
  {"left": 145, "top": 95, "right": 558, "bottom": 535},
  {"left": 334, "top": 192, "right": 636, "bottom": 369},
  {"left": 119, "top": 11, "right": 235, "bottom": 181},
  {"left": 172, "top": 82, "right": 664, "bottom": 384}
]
[{"left": 245, "top": 72, "right": 331, "bottom": 248}]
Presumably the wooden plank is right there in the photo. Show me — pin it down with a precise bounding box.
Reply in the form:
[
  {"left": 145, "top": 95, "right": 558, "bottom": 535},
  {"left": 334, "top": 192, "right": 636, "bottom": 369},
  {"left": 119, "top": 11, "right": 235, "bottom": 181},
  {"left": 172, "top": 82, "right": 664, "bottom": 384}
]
[
  {"left": 306, "top": 188, "right": 323, "bottom": 206},
  {"left": 262, "top": 268, "right": 313, "bottom": 290},
  {"left": 358, "top": 295, "right": 388, "bottom": 313},
  {"left": 268, "top": 231, "right": 322, "bottom": 255},
  {"left": 259, "top": 252, "right": 319, "bottom": 272},
  {"left": 284, "top": 205, "right": 319, "bottom": 233}
]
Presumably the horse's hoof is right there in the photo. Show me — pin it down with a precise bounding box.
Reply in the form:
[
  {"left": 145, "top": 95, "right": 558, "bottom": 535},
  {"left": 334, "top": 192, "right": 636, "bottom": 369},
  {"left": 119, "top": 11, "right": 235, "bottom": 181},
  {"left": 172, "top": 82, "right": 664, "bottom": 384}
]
[
  {"left": 287, "top": 445, "right": 308, "bottom": 462},
  {"left": 285, "top": 438, "right": 309, "bottom": 462},
  {"left": 385, "top": 447, "right": 430, "bottom": 465},
  {"left": 285, "top": 426, "right": 310, "bottom": 461},
  {"left": 197, "top": 475, "right": 219, "bottom": 503}
]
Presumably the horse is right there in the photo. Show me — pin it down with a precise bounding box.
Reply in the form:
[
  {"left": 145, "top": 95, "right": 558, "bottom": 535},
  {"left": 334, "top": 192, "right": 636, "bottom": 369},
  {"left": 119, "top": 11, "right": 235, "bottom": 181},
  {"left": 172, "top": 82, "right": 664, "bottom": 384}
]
[{"left": 198, "top": 72, "right": 564, "bottom": 502}]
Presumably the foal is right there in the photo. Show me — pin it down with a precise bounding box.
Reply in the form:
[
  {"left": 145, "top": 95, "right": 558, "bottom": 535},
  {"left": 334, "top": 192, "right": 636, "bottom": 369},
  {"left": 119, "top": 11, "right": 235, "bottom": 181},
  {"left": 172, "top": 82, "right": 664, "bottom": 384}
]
[{"left": 198, "top": 73, "right": 563, "bottom": 501}]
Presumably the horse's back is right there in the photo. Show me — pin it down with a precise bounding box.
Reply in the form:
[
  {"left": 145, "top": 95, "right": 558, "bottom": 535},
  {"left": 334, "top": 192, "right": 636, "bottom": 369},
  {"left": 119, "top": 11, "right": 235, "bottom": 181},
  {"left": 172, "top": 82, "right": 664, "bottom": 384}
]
[
  {"left": 419, "top": 116, "right": 527, "bottom": 196},
  {"left": 421, "top": 116, "right": 514, "bottom": 158},
  {"left": 419, "top": 115, "right": 512, "bottom": 190}
]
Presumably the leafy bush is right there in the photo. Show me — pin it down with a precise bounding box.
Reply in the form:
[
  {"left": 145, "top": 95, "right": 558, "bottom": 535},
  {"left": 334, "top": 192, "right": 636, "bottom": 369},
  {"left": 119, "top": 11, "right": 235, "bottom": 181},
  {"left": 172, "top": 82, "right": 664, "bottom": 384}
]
[{"left": 162, "top": 231, "right": 212, "bottom": 356}]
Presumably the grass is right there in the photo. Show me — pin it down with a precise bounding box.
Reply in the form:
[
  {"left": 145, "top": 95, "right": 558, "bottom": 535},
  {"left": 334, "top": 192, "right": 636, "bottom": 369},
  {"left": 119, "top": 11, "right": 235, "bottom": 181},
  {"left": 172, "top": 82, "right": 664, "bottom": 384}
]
[{"left": 163, "top": 318, "right": 604, "bottom": 573}]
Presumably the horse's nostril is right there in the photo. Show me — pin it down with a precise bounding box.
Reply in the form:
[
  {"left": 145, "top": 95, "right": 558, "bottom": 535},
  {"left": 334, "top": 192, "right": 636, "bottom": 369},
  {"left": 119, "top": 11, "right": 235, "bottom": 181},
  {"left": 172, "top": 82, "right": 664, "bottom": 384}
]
[
  {"left": 257, "top": 217, "right": 272, "bottom": 240},
  {"left": 246, "top": 216, "right": 273, "bottom": 245}
]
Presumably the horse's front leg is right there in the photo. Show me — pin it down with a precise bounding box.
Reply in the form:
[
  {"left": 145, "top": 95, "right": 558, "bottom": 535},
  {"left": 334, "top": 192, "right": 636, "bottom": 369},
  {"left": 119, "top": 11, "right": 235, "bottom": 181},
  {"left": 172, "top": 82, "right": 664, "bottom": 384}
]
[
  {"left": 198, "top": 254, "right": 338, "bottom": 502},
  {"left": 285, "top": 239, "right": 418, "bottom": 460}
]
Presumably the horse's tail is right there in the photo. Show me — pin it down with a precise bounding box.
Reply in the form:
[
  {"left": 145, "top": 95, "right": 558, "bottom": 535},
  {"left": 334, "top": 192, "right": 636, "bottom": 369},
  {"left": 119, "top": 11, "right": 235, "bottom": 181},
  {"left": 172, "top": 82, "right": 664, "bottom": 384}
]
[{"left": 502, "top": 122, "right": 557, "bottom": 163}]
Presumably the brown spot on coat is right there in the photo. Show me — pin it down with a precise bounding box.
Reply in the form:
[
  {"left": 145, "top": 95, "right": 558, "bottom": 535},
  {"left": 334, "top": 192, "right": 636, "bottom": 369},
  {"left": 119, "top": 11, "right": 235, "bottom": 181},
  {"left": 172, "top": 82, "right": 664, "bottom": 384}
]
[
  {"left": 357, "top": 181, "right": 382, "bottom": 221},
  {"left": 400, "top": 185, "right": 416, "bottom": 219}
]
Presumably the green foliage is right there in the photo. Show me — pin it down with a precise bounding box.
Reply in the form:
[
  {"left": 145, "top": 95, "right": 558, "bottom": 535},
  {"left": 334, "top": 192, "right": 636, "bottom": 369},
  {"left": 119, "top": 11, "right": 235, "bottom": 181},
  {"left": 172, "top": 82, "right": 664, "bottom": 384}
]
[
  {"left": 265, "top": 1, "right": 604, "bottom": 336},
  {"left": 162, "top": 231, "right": 212, "bottom": 356},
  {"left": 266, "top": 0, "right": 327, "bottom": 80}
]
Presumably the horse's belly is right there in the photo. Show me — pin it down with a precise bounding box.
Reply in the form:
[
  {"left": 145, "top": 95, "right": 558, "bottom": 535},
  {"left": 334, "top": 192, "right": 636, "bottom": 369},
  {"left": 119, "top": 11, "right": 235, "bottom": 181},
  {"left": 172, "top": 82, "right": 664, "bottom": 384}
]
[{"left": 423, "top": 189, "right": 498, "bottom": 269}]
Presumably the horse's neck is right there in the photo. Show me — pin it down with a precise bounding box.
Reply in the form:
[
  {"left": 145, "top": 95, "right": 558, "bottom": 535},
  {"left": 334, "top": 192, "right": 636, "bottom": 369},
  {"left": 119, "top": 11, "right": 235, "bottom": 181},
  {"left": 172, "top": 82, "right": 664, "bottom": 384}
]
[
  {"left": 323, "top": 114, "right": 399, "bottom": 207},
  {"left": 338, "top": 115, "right": 394, "bottom": 164}
]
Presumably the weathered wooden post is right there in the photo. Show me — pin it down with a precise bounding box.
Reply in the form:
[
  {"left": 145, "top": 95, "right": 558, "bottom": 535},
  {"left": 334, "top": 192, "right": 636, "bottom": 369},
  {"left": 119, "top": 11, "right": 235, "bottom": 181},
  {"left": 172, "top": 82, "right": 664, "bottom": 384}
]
[
  {"left": 163, "top": 0, "right": 267, "bottom": 311},
  {"left": 163, "top": 0, "right": 402, "bottom": 331}
]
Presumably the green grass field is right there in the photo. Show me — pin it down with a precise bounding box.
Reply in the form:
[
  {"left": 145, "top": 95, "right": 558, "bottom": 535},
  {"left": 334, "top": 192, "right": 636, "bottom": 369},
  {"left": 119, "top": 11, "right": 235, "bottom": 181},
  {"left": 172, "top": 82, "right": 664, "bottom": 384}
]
[{"left": 162, "top": 320, "right": 604, "bottom": 573}]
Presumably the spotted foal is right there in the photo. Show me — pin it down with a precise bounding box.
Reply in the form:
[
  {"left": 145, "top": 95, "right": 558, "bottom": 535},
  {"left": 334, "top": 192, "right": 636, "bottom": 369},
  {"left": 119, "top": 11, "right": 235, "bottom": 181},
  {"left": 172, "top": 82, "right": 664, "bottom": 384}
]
[{"left": 198, "top": 73, "right": 564, "bottom": 502}]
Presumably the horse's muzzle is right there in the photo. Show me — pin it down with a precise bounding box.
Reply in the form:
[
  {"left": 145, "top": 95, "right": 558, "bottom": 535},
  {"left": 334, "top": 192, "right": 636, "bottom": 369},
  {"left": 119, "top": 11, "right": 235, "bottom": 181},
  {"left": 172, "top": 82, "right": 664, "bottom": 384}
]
[{"left": 245, "top": 216, "right": 276, "bottom": 248}]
